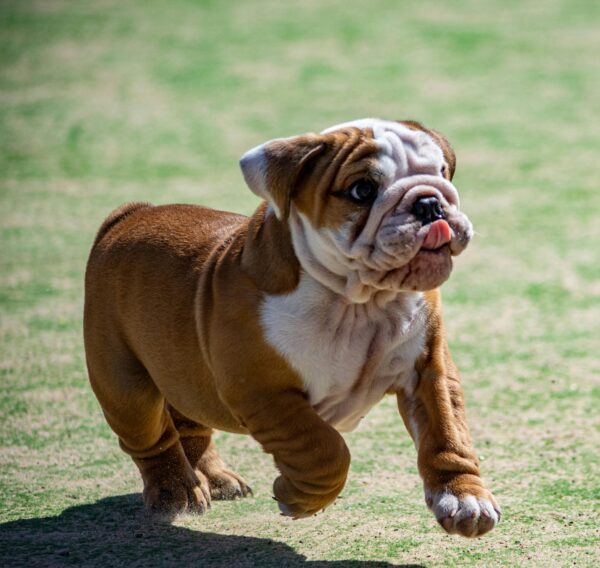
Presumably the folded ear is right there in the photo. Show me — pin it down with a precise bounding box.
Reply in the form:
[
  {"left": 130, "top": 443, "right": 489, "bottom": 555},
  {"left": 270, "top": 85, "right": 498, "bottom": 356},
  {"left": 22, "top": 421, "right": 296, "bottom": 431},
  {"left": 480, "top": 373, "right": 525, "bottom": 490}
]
[
  {"left": 400, "top": 120, "right": 456, "bottom": 180},
  {"left": 240, "top": 134, "right": 325, "bottom": 220}
]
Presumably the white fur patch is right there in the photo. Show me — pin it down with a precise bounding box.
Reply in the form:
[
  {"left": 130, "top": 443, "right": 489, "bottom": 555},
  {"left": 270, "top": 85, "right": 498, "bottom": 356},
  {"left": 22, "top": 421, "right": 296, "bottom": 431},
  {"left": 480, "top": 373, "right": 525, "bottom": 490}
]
[
  {"left": 261, "top": 272, "right": 427, "bottom": 431},
  {"left": 425, "top": 488, "right": 500, "bottom": 536},
  {"left": 257, "top": 119, "right": 468, "bottom": 430},
  {"left": 240, "top": 144, "right": 283, "bottom": 219}
]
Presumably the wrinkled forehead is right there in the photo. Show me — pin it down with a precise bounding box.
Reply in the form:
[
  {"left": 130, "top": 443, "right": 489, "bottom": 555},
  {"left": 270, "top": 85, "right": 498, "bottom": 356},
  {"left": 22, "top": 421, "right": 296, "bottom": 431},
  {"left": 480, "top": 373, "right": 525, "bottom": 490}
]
[{"left": 322, "top": 118, "right": 445, "bottom": 181}]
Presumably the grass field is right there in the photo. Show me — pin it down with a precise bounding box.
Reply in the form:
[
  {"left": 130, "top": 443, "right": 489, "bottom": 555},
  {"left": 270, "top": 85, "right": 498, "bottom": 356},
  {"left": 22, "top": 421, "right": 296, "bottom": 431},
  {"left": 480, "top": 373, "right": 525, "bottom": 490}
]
[{"left": 1, "top": 0, "right": 599, "bottom": 566}]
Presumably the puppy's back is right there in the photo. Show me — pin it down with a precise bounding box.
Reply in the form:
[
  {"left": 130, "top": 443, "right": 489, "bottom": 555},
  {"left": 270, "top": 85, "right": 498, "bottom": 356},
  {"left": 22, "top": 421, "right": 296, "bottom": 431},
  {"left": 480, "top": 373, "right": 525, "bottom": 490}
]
[{"left": 84, "top": 203, "right": 247, "bottom": 391}]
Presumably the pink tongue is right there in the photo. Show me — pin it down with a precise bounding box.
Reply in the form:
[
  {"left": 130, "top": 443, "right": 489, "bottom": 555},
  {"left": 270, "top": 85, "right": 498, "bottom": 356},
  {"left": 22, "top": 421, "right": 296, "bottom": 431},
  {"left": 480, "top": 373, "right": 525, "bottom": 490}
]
[{"left": 422, "top": 219, "right": 452, "bottom": 250}]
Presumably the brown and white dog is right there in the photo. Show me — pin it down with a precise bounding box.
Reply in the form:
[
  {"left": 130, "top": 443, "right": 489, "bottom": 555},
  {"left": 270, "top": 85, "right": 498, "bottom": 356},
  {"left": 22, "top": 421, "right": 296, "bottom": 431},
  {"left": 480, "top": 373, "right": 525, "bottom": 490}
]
[{"left": 84, "top": 118, "right": 500, "bottom": 538}]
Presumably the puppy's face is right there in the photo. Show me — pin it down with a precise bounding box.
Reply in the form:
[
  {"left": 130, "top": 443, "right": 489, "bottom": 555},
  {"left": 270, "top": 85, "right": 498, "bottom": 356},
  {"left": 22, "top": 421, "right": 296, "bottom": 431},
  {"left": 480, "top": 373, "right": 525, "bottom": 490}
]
[{"left": 241, "top": 118, "right": 473, "bottom": 302}]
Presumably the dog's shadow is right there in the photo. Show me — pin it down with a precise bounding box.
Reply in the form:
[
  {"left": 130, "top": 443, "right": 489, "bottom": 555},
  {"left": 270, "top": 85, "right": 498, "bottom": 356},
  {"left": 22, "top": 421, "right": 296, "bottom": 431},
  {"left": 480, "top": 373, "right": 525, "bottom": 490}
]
[{"left": 0, "top": 493, "right": 424, "bottom": 567}]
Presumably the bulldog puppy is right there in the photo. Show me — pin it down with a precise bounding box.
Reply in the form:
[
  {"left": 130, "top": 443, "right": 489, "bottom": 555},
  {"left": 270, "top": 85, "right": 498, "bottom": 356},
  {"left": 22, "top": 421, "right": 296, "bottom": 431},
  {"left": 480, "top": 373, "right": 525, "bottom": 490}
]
[{"left": 84, "top": 118, "right": 500, "bottom": 537}]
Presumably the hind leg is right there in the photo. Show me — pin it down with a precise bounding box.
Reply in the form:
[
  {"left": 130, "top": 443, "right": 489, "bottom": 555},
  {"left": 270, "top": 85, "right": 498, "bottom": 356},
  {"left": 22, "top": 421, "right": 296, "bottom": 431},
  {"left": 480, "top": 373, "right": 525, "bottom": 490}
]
[
  {"left": 170, "top": 406, "right": 252, "bottom": 500},
  {"left": 87, "top": 351, "right": 211, "bottom": 515}
]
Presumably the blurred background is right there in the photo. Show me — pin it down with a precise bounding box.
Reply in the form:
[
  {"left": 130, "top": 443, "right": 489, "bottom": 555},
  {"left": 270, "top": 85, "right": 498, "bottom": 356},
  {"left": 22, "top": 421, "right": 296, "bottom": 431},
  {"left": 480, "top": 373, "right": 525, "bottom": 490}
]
[{"left": 1, "top": 1, "right": 598, "bottom": 566}]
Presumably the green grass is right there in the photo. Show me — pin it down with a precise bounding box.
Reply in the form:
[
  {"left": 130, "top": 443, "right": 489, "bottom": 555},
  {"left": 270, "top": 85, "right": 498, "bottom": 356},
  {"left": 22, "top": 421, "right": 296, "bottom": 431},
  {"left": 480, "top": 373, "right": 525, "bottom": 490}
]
[{"left": 1, "top": 0, "right": 599, "bottom": 566}]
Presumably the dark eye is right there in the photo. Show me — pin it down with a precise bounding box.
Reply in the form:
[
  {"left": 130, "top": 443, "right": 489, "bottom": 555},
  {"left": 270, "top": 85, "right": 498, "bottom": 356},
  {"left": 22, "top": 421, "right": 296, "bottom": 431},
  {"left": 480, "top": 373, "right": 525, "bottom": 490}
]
[{"left": 348, "top": 179, "right": 378, "bottom": 204}]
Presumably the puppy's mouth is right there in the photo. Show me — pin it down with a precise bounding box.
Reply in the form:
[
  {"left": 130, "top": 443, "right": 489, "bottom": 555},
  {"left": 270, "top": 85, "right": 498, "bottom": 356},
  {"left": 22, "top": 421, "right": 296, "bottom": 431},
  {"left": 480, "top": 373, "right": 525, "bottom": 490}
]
[{"left": 420, "top": 219, "right": 453, "bottom": 252}]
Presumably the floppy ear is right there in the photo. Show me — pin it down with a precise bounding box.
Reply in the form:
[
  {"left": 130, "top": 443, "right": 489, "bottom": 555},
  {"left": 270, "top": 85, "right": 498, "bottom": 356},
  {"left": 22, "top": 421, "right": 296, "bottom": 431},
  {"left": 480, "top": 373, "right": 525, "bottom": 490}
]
[
  {"left": 240, "top": 134, "right": 325, "bottom": 220},
  {"left": 400, "top": 120, "right": 456, "bottom": 180}
]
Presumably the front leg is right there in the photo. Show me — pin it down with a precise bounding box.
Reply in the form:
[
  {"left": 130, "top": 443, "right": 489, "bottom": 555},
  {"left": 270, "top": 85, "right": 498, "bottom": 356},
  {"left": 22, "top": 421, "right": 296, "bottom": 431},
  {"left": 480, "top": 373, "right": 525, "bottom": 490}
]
[
  {"left": 208, "top": 275, "right": 351, "bottom": 520},
  {"left": 396, "top": 291, "right": 501, "bottom": 537},
  {"left": 223, "top": 387, "right": 351, "bottom": 518}
]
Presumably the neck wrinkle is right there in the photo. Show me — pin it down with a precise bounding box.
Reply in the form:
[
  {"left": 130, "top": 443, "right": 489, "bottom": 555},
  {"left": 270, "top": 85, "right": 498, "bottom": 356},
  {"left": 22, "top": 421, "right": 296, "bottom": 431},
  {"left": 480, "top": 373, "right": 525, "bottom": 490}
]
[
  {"left": 290, "top": 210, "right": 348, "bottom": 297},
  {"left": 289, "top": 209, "right": 419, "bottom": 306}
]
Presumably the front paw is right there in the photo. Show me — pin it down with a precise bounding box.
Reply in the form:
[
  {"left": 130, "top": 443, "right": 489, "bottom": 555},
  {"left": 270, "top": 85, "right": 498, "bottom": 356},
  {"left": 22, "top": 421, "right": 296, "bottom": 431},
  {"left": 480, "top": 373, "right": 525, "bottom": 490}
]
[
  {"left": 425, "top": 481, "right": 501, "bottom": 537},
  {"left": 277, "top": 500, "right": 314, "bottom": 519},
  {"left": 273, "top": 474, "right": 342, "bottom": 519}
]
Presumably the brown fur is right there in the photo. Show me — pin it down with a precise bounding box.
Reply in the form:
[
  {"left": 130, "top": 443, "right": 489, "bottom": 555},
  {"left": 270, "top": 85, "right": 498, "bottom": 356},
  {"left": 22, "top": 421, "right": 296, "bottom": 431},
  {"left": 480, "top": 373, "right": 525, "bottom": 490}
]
[
  {"left": 85, "top": 202, "right": 349, "bottom": 517},
  {"left": 84, "top": 122, "right": 498, "bottom": 535},
  {"left": 396, "top": 290, "right": 499, "bottom": 535},
  {"left": 294, "top": 128, "right": 380, "bottom": 230}
]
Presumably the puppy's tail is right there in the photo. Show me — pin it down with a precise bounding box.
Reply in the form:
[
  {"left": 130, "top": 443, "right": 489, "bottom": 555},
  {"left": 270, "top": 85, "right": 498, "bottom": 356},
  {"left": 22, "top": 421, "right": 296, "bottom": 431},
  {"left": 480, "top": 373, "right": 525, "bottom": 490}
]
[{"left": 92, "top": 202, "right": 153, "bottom": 249}]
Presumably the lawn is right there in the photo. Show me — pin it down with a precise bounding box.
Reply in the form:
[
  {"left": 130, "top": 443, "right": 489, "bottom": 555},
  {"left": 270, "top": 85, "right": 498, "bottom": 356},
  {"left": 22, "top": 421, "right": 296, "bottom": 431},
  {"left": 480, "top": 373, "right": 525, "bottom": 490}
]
[{"left": 1, "top": 0, "right": 599, "bottom": 566}]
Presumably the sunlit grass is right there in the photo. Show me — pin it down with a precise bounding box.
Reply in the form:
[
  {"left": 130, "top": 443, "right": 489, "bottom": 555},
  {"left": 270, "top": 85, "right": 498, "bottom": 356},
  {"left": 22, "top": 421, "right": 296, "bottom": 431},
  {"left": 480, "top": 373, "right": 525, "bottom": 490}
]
[{"left": 1, "top": 0, "right": 599, "bottom": 566}]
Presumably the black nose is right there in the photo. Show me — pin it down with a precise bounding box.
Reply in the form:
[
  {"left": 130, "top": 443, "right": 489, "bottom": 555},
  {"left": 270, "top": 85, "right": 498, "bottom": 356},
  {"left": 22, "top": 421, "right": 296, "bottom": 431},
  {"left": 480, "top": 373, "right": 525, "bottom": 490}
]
[{"left": 411, "top": 196, "right": 445, "bottom": 225}]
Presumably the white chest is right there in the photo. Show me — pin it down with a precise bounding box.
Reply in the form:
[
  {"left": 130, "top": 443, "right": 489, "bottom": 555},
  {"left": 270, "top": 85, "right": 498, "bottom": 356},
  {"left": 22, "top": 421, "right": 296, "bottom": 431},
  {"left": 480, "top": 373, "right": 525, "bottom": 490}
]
[{"left": 260, "top": 274, "right": 427, "bottom": 431}]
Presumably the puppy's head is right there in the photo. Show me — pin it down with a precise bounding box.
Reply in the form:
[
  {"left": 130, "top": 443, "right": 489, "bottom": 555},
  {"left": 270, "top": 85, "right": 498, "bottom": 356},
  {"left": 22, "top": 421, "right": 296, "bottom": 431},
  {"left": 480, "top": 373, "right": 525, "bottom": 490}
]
[{"left": 240, "top": 118, "right": 472, "bottom": 302}]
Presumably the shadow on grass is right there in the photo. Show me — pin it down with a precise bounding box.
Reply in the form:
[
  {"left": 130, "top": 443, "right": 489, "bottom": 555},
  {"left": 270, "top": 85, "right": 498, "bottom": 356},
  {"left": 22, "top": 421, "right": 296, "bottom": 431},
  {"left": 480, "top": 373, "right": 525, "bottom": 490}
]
[{"left": 0, "top": 494, "right": 424, "bottom": 568}]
